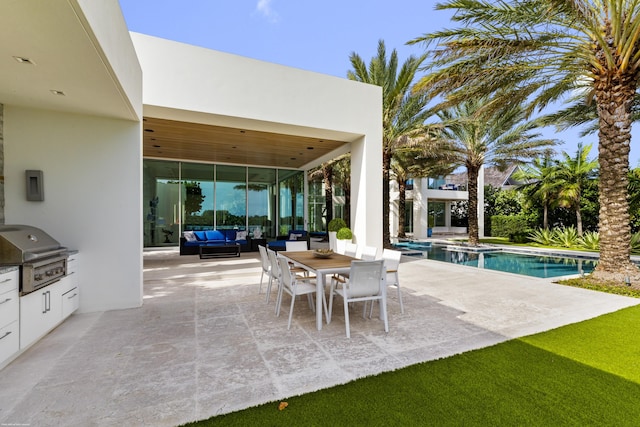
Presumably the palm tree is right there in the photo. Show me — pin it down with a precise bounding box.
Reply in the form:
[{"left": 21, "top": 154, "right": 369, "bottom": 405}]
[
  {"left": 348, "top": 40, "right": 432, "bottom": 247},
  {"left": 513, "top": 153, "right": 560, "bottom": 230},
  {"left": 409, "top": 0, "right": 640, "bottom": 279},
  {"left": 425, "top": 98, "right": 555, "bottom": 245},
  {"left": 555, "top": 143, "right": 599, "bottom": 236}
]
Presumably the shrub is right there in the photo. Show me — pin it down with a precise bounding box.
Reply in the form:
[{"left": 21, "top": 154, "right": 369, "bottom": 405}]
[
  {"left": 553, "top": 226, "right": 579, "bottom": 247},
  {"left": 491, "top": 215, "right": 531, "bottom": 240},
  {"left": 529, "top": 228, "right": 555, "bottom": 246},
  {"left": 631, "top": 232, "right": 640, "bottom": 254},
  {"left": 328, "top": 218, "right": 347, "bottom": 232},
  {"left": 579, "top": 231, "right": 600, "bottom": 250},
  {"left": 336, "top": 227, "right": 352, "bottom": 240}
]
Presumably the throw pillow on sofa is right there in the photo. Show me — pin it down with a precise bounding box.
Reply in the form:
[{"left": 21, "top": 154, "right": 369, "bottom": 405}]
[
  {"left": 183, "top": 231, "right": 197, "bottom": 242},
  {"left": 289, "top": 233, "right": 303, "bottom": 240},
  {"left": 236, "top": 231, "right": 247, "bottom": 241},
  {"left": 205, "top": 230, "right": 226, "bottom": 241}
]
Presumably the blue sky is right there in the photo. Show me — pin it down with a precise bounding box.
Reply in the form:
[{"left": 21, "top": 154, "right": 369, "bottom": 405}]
[{"left": 119, "top": 0, "right": 639, "bottom": 166}]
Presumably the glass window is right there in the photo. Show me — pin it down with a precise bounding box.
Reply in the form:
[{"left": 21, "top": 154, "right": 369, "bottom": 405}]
[
  {"left": 429, "top": 201, "right": 446, "bottom": 227},
  {"left": 215, "top": 165, "right": 247, "bottom": 230},
  {"left": 143, "top": 160, "right": 180, "bottom": 246},
  {"left": 181, "top": 163, "right": 214, "bottom": 231},
  {"left": 247, "top": 167, "right": 276, "bottom": 238},
  {"left": 278, "top": 169, "right": 304, "bottom": 235},
  {"left": 308, "top": 180, "right": 325, "bottom": 233}
]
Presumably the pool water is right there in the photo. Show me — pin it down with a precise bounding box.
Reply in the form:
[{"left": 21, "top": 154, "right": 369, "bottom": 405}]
[{"left": 393, "top": 242, "right": 597, "bottom": 279}]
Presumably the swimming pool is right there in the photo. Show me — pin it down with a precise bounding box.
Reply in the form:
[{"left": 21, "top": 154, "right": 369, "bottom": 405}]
[{"left": 393, "top": 242, "right": 597, "bottom": 279}]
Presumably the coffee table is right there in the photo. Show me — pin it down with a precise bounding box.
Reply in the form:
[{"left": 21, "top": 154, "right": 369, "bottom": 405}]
[{"left": 199, "top": 243, "right": 240, "bottom": 259}]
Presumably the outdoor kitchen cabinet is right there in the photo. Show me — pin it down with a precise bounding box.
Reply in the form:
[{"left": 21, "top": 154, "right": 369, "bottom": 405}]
[
  {"left": 0, "top": 269, "right": 19, "bottom": 368},
  {"left": 20, "top": 254, "right": 80, "bottom": 350}
]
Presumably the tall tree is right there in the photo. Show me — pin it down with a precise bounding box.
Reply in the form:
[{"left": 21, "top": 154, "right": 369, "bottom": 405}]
[
  {"left": 555, "top": 143, "right": 599, "bottom": 236},
  {"left": 409, "top": 0, "right": 640, "bottom": 279},
  {"left": 513, "top": 153, "right": 560, "bottom": 230},
  {"left": 425, "top": 98, "right": 555, "bottom": 245},
  {"left": 348, "top": 40, "right": 432, "bottom": 247}
]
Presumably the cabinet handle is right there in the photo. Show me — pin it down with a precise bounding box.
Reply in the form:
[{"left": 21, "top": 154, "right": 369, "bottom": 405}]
[
  {"left": 0, "top": 331, "right": 11, "bottom": 340},
  {"left": 46, "top": 291, "right": 51, "bottom": 313},
  {"left": 67, "top": 293, "right": 78, "bottom": 300},
  {"left": 0, "top": 278, "right": 12, "bottom": 283},
  {"left": 0, "top": 297, "right": 11, "bottom": 305},
  {"left": 42, "top": 292, "right": 47, "bottom": 314},
  {"left": 67, "top": 271, "right": 76, "bottom": 276}
]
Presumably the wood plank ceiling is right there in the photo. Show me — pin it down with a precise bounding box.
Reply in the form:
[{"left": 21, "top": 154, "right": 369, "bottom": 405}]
[{"left": 142, "top": 117, "right": 346, "bottom": 169}]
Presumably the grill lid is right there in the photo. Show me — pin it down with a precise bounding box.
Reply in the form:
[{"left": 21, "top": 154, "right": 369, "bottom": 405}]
[{"left": 0, "top": 224, "right": 67, "bottom": 265}]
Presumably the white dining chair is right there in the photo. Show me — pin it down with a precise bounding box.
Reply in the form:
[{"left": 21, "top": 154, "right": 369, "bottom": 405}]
[
  {"left": 265, "top": 248, "right": 280, "bottom": 305},
  {"left": 285, "top": 241, "right": 308, "bottom": 251},
  {"left": 328, "top": 260, "right": 388, "bottom": 338},
  {"left": 258, "top": 245, "right": 271, "bottom": 295},
  {"left": 359, "top": 245, "right": 378, "bottom": 261},
  {"left": 276, "top": 256, "right": 327, "bottom": 330},
  {"left": 344, "top": 242, "right": 358, "bottom": 257},
  {"left": 382, "top": 248, "right": 404, "bottom": 314}
]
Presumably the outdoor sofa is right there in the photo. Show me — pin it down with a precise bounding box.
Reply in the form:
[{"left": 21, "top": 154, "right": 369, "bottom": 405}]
[
  {"left": 180, "top": 229, "right": 250, "bottom": 255},
  {"left": 266, "top": 230, "right": 310, "bottom": 251}
]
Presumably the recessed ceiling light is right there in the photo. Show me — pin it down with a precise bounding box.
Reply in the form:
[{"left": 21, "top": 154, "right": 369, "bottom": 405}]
[
  {"left": 13, "top": 56, "right": 35, "bottom": 65},
  {"left": 153, "top": 144, "right": 161, "bottom": 148},
  {"left": 144, "top": 129, "right": 154, "bottom": 132},
  {"left": 239, "top": 130, "right": 246, "bottom": 133},
  {"left": 290, "top": 157, "right": 297, "bottom": 160},
  {"left": 50, "top": 90, "right": 65, "bottom": 96},
  {"left": 307, "top": 146, "right": 314, "bottom": 150}
]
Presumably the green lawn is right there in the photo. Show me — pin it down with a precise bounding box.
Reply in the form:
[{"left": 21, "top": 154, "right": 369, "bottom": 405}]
[{"left": 184, "top": 305, "right": 640, "bottom": 426}]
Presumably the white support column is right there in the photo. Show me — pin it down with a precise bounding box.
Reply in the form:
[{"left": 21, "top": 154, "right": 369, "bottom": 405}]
[
  {"left": 303, "top": 169, "right": 309, "bottom": 231},
  {"left": 351, "top": 135, "right": 382, "bottom": 248}
]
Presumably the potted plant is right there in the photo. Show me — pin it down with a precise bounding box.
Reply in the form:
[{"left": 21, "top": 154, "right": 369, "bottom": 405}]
[
  {"left": 335, "top": 227, "right": 352, "bottom": 254},
  {"left": 327, "top": 218, "right": 347, "bottom": 251}
]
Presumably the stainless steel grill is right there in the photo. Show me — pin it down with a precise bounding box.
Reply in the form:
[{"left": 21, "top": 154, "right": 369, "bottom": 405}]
[{"left": 0, "top": 224, "right": 68, "bottom": 295}]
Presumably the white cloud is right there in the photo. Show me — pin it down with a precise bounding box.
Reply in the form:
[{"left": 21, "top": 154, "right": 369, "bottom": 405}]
[{"left": 256, "top": 0, "right": 279, "bottom": 23}]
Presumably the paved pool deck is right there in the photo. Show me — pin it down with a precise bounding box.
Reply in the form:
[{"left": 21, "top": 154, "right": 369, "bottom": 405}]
[{"left": 0, "top": 244, "right": 638, "bottom": 426}]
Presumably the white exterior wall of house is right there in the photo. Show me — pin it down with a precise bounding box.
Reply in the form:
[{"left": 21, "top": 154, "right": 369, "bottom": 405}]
[
  {"left": 1, "top": 1, "right": 382, "bottom": 316},
  {"left": 4, "top": 107, "right": 143, "bottom": 312},
  {"left": 2, "top": 0, "right": 143, "bottom": 313},
  {"left": 131, "top": 33, "right": 383, "bottom": 249}
]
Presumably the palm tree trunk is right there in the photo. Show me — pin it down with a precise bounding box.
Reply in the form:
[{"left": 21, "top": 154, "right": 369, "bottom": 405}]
[
  {"left": 575, "top": 207, "right": 583, "bottom": 237},
  {"left": 323, "top": 164, "right": 333, "bottom": 231},
  {"left": 543, "top": 202, "right": 548, "bottom": 230},
  {"left": 383, "top": 150, "right": 392, "bottom": 248},
  {"left": 397, "top": 179, "right": 406, "bottom": 238},
  {"left": 593, "top": 80, "right": 639, "bottom": 279},
  {"left": 467, "top": 163, "right": 480, "bottom": 246}
]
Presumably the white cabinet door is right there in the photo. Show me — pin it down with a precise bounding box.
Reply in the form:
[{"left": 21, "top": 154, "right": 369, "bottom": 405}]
[
  {"left": 19, "top": 283, "right": 61, "bottom": 349},
  {"left": 0, "top": 321, "right": 19, "bottom": 366}
]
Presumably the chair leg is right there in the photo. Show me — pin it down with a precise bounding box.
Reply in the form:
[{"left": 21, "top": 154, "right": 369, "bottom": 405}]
[
  {"left": 343, "top": 294, "right": 351, "bottom": 338},
  {"left": 395, "top": 272, "right": 404, "bottom": 314},
  {"left": 328, "top": 281, "right": 337, "bottom": 324},
  {"left": 381, "top": 296, "right": 389, "bottom": 333},
  {"left": 275, "top": 281, "right": 284, "bottom": 316},
  {"left": 287, "top": 292, "right": 296, "bottom": 330},
  {"left": 265, "top": 275, "right": 273, "bottom": 303}
]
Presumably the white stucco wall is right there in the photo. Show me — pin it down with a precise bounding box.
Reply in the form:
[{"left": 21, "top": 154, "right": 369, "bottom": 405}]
[
  {"left": 4, "top": 106, "right": 142, "bottom": 312},
  {"left": 132, "top": 33, "right": 383, "bottom": 249}
]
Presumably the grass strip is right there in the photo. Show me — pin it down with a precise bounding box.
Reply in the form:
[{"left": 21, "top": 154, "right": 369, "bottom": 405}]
[{"left": 184, "top": 305, "right": 640, "bottom": 427}]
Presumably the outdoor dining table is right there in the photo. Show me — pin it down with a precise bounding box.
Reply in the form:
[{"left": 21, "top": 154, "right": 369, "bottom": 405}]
[{"left": 280, "top": 250, "right": 356, "bottom": 330}]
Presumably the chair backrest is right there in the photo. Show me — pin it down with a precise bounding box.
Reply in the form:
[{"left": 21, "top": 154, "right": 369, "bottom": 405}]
[
  {"left": 347, "top": 260, "right": 384, "bottom": 298},
  {"left": 382, "top": 249, "right": 402, "bottom": 272},
  {"left": 267, "top": 249, "right": 280, "bottom": 280},
  {"left": 277, "top": 256, "right": 295, "bottom": 292},
  {"left": 359, "top": 245, "right": 378, "bottom": 261},
  {"left": 345, "top": 242, "right": 358, "bottom": 258},
  {"left": 258, "top": 245, "right": 270, "bottom": 272},
  {"left": 285, "top": 241, "right": 308, "bottom": 252}
]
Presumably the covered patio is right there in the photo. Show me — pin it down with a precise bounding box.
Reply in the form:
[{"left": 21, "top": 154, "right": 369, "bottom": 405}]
[{"left": 0, "top": 248, "right": 637, "bottom": 426}]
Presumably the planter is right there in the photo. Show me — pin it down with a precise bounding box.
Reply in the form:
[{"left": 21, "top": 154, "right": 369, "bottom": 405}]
[
  {"left": 336, "top": 238, "right": 348, "bottom": 254},
  {"left": 329, "top": 231, "right": 337, "bottom": 251}
]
